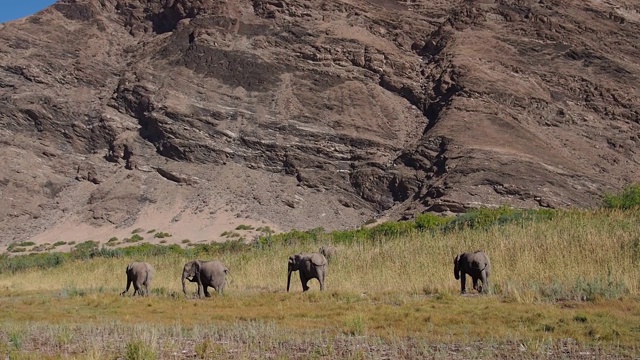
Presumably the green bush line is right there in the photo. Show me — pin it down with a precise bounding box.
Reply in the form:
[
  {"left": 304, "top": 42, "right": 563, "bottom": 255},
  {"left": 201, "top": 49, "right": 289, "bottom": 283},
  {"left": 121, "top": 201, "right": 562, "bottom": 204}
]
[
  {"left": 604, "top": 184, "right": 640, "bottom": 210},
  {"left": 1, "top": 185, "right": 636, "bottom": 275},
  {"left": 0, "top": 207, "right": 608, "bottom": 274},
  {"left": 255, "top": 207, "right": 558, "bottom": 247},
  {"left": 0, "top": 241, "right": 250, "bottom": 275}
]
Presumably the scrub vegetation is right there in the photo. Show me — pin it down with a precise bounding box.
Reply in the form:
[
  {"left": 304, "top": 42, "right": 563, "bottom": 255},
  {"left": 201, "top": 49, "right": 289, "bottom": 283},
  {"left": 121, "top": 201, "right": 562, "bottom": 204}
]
[{"left": 0, "top": 186, "right": 639, "bottom": 358}]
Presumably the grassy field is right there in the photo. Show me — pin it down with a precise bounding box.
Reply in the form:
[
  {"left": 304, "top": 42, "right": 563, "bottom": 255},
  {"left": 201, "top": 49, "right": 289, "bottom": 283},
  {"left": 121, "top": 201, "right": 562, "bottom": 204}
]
[{"left": 0, "top": 208, "right": 639, "bottom": 359}]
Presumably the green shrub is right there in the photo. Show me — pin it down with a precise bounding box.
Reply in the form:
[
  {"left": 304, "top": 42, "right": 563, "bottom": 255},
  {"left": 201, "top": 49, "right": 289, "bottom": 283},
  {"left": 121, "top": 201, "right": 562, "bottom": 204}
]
[
  {"left": 189, "top": 241, "right": 250, "bottom": 255},
  {"left": 153, "top": 232, "right": 171, "bottom": 239},
  {"left": 0, "top": 252, "right": 69, "bottom": 273},
  {"left": 117, "top": 243, "right": 183, "bottom": 257},
  {"left": 73, "top": 240, "right": 99, "bottom": 251},
  {"left": 9, "top": 331, "right": 23, "bottom": 350},
  {"left": 32, "top": 243, "right": 50, "bottom": 252},
  {"left": 327, "top": 229, "right": 364, "bottom": 244},
  {"left": 131, "top": 228, "right": 145, "bottom": 234},
  {"left": 368, "top": 221, "right": 415, "bottom": 239},
  {"left": 53, "top": 241, "right": 67, "bottom": 247},
  {"left": 253, "top": 207, "right": 559, "bottom": 247},
  {"left": 71, "top": 240, "right": 100, "bottom": 259},
  {"left": 256, "top": 226, "right": 275, "bottom": 235},
  {"left": 125, "top": 234, "right": 144, "bottom": 243},
  {"left": 107, "top": 237, "right": 118, "bottom": 243},
  {"left": 146, "top": 229, "right": 156, "bottom": 234},
  {"left": 443, "top": 207, "right": 556, "bottom": 232},
  {"left": 414, "top": 213, "right": 450, "bottom": 230},
  {"left": 16, "top": 241, "right": 35, "bottom": 247},
  {"left": 124, "top": 340, "right": 156, "bottom": 360},
  {"left": 235, "top": 224, "right": 254, "bottom": 231},
  {"left": 604, "top": 184, "right": 640, "bottom": 210}
]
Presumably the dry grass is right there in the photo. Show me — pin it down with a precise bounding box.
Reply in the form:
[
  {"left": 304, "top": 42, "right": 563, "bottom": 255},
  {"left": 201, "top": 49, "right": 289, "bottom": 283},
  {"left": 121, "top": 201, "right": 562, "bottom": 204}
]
[
  {"left": 0, "top": 293, "right": 639, "bottom": 358},
  {"left": 0, "top": 209, "right": 639, "bottom": 358},
  {"left": 2, "top": 209, "right": 637, "bottom": 298}
]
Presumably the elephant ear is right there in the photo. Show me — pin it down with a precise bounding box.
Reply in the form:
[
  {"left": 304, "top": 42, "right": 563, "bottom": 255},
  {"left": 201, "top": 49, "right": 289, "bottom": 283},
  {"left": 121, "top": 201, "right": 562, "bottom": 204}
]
[{"left": 310, "top": 253, "right": 327, "bottom": 266}]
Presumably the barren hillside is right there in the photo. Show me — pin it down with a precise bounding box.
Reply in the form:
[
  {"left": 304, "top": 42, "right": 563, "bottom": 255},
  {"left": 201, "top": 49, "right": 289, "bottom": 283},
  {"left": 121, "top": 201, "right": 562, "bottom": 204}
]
[{"left": 0, "top": 0, "right": 638, "bottom": 247}]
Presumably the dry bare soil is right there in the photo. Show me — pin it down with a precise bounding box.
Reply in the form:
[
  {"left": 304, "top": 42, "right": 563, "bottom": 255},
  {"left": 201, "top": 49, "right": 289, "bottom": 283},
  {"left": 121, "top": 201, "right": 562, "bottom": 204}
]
[{"left": 0, "top": 0, "right": 639, "bottom": 248}]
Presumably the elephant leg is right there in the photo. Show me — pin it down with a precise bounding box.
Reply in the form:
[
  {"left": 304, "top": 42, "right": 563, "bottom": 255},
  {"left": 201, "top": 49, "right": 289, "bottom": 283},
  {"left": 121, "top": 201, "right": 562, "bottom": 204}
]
[
  {"left": 134, "top": 280, "right": 144, "bottom": 296},
  {"left": 300, "top": 273, "right": 310, "bottom": 292},
  {"left": 121, "top": 278, "right": 132, "bottom": 296},
  {"left": 204, "top": 285, "right": 212, "bottom": 298},
  {"left": 196, "top": 282, "right": 202, "bottom": 298},
  {"left": 472, "top": 277, "right": 479, "bottom": 291},
  {"left": 480, "top": 270, "right": 489, "bottom": 294},
  {"left": 319, "top": 270, "right": 325, "bottom": 291},
  {"left": 460, "top": 273, "right": 467, "bottom": 294}
]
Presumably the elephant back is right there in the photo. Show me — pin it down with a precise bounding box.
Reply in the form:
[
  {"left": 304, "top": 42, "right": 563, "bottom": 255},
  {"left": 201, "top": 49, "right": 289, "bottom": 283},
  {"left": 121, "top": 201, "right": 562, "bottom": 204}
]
[
  {"left": 200, "top": 260, "right": 228, "bottom": 278},
  {"left": 468, "top": 251, "right": 490, "bottom": 271},
  {"left": 308, "top": 253, "right": 327, "bottom": 267}
]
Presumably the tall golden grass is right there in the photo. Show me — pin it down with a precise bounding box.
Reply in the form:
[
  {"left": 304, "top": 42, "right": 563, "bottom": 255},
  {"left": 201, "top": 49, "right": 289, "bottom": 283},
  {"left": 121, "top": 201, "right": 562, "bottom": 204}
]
[
  {"left": 1, "top": 209, "right": 637, "bottom": 300},
  {"left": 0, "top": 209, "right": 639, "bottom": 358}
]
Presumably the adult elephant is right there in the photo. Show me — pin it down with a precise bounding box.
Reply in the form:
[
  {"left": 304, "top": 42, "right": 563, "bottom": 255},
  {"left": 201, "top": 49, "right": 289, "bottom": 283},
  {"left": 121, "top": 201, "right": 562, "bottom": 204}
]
[
  {"left": 182, "top": 260, "right": 229, "bottom": 298},
  {"left": 287, "top": 252, "right": 327, "bottom": 292},
  {"left": 319, "top": 246, "right": 337, "bottom": 261},
  {"left": 454, "top": 251, "right": 491, "bottom": 294},
  {"left": 121, "top": 262, "right": 154, "bottom": 296}
]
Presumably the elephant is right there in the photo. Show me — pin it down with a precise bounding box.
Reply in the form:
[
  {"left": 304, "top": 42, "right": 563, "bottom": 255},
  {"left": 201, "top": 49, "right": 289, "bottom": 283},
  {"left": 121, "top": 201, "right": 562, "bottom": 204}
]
[
  {"left": 182, "top": 260, "right": 229, "bottom": 298},
  {"left": 287, "top": 252, "right": 327, "bottom": 292},
  {"left": 121, "top": 262, "right": 154, "bottom": 296},
  {"left": 454, "top": 251, "right": 491, "bottom": 294},
  {"left": 319, "top": 246, "right": 337, "bottom": 261}
]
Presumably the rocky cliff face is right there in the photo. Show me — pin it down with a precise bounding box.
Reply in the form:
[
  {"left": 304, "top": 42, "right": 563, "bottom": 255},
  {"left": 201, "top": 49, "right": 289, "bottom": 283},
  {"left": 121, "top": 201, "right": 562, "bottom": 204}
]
[{"left": 0, "top": 0, "right": 638, "bottom": 245}]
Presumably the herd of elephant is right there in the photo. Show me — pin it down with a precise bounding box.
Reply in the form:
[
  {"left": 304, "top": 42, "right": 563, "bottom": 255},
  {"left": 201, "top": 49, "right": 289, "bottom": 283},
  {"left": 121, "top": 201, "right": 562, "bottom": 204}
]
[{"left": 121, "top": 246, "right": 492, "bottom": 297}]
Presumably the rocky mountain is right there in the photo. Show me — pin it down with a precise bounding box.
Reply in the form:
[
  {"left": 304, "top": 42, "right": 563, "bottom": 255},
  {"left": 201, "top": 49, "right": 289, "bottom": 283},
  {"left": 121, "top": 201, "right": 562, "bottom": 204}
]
[{"left": 0, "top": 0, "right": 638, "bottom": 246}]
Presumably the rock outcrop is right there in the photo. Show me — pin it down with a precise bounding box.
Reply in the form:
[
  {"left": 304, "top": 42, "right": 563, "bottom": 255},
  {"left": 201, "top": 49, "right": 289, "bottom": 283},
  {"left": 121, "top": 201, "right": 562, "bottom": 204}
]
[{"left": 0, "top": 0, "right": 638, "bottom": 244}]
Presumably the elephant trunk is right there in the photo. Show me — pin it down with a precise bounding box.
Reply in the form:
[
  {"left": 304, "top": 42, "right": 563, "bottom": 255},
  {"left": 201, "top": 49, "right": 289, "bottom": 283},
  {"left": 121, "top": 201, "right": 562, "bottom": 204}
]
[
  {"left": 181, "top": 271, "right": 189, "bottom": 295},
  {"left": 287, "top": 269, "right": 292, "bottom": 292},
  {"left": 454, "top": 255, "right": 460, "bottom": 280}
]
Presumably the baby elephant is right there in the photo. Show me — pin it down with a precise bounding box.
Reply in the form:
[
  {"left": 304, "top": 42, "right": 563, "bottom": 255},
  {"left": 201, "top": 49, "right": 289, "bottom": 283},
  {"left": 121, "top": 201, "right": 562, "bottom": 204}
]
[
  {"left": 121, "top": 262, "right": 154, "bottom": 296},
  {"left": 319, "top": 246, "right": 337, "bottom": 261},
  {"left": 182, "top": 260, "right": 229, "bottom": 298},
  {"left": 287, "top": 252, "right": 327, "bottom": 292},
  {"left": 454, "top": 251, "right": 491, "bottom": 294}
]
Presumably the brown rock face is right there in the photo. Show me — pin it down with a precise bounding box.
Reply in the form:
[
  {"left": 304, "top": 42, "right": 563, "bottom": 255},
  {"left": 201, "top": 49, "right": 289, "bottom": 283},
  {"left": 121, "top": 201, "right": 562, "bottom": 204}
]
[{"left": 0, "top": 0, "right": 639, "bottom": 244}]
